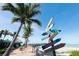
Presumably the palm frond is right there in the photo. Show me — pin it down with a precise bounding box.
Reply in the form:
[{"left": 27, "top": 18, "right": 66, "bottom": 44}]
[
  {"left": 16, "top": 3, "right": 24, "bottom": 9},
  {"left": 28, "top": 10, "right": 41, "bottom": 18},
  {"left": 3, "top": 29, "right": 9, "bottom": 36},
  {"left": 31, "top": 3, "right": 40, "bottom": 10},
  {"left": 23, "top": 4, "right": 29, "bottom": 16},
  {"left": 25, "top": 21, "right": 32, "bottom": 26},
  {"left": 30, "top": 19, "right": 42, "bottom": 26},
  {"left": 2, "top": 3, "right": 19, "bottom": 15},
  {"left": 0, "top": 30, "right": 4, "bottom": 37},
  {"left": 11, "top": 17, "right": 20, "bottom": 23},
  {"left": 23, "top": 25, "right": 33, "bottom": 39},
  {"left": 16, "top": 3, "right": 25, "bottom": 15}
]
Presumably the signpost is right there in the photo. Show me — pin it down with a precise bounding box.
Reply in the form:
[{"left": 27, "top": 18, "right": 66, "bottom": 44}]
[
  {"left": 39, "top": 17, "right": 66, "bottom": 56},
  {"left": 41, "top": 29, "right": 65, "bottom": 56}
]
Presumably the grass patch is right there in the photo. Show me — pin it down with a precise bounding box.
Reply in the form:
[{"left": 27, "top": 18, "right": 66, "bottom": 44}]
[{"left": 70, "top": 50, "right": 79, "bottom": 56}]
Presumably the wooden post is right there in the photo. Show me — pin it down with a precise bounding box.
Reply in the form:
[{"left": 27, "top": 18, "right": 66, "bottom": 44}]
[
  {"left": 49, "top": 34, "right": 56, "bottom": 56},
  {"left": 50, "top": 39, "right": 56, "bottom": 56}
]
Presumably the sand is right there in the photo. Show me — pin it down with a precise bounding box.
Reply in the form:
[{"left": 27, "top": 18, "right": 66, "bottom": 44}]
[
  {"left": 10, "top": 45, "right": 79, "bottom": 56},
  {"left": 10, "top": 45, "right": 36, "bottom": 56}
]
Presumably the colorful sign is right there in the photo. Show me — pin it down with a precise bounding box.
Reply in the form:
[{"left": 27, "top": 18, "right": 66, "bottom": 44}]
[
  {"left": 42, "top": 29, "right": 61, "bottom": 36},
  {"left": 45, "top": 17, "right": 54, "bottom": 32},
  {"left": 42, "top": 38, "right": 61, "bottom": 49},
  {"left": 44, "top": 43, "right": 65, "bottom": 53},
  {"left": 41, "top": 29, "right": 61, "bottom": 41}
]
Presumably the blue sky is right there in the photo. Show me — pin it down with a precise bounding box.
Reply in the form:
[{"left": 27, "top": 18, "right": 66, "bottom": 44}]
[{"left": 0, "top": 3, "right": 79, "bottom": 44}]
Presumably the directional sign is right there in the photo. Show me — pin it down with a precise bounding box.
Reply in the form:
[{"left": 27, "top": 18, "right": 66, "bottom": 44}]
[
  {"left": 45, "top": 17, "right": 54, "bottom": 32},
  {"left": 54, "top": 43, "right": 65, "bottom": 50},
  {"left": 44, "top": 43, "right": 65, "bottom": 53},
  {"left": 41, "top": 30, "right": 61, "bottom": 41},
  {"left": 50, "top": 29, "right": 61, "bottom": 34},
  {"left": 42, "top": 38, "right": 61, "bottom": 49},
  {"left": 42, "top": 29, "right": 61, "bottom": 36},
  {"left": 42, "top": 32, "right": 48, "bottom": 36},
  {"left": 42, "top": 30, "right": 51, "bottom": 36}
]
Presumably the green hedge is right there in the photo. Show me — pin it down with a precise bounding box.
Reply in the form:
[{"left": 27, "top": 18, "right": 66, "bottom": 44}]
[{"left": 70, "top": 50, "right": 79, "bottom": 56}]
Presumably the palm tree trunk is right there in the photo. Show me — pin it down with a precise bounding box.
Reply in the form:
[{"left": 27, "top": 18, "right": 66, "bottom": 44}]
[
  {"left": 25, "top": 39, "right": 28, "bottom": 47},
  {"left": 3, "top": 23, "right": 23, "bottom": 56}
]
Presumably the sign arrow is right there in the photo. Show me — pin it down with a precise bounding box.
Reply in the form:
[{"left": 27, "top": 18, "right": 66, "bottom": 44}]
[
  {"left": 42, "top": 38, "right": 61, "bottom": 49},
  {"left": 42, "top": 29, "right": 61, "bottom": 36},
  {"left": 45, "top": 17, "right": 54, "bottom": 32},
  {"left": 54, "top": 43, "right": 65, "bottom": 50},
  {"left": 44, "top": 43, "right": 65, "bottom": 53},
  {"left": 42, "top": 32, "right": 48, "bottom": 36},
  {"left": 41, "top": 29, "right": 61, "bottom": 41}
]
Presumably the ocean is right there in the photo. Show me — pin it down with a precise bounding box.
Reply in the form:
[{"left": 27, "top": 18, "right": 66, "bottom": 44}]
[{"left": 65, "top": 44, "right": 79, "bottom": 48}]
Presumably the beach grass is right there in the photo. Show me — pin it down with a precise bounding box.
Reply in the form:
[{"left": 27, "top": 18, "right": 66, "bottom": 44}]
[{"left": 70, "top": 50, "right": 79, "bottom": 56}]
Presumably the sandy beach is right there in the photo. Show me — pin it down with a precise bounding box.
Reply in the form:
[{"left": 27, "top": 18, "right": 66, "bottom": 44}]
[
  {"left": 10, "top": 45, "right": 79, "bottom": 56},
  {"left": 10, "top": 45, "right": 36, "bottom": 56}
]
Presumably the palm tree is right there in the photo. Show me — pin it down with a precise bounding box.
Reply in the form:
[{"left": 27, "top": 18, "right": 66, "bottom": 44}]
[
  {"left": 0, "top": 30, "right": 4, "bottom": 38},
  {"left": 0, "top": 29, "right": 10, "bottom": 40},
  {"left": 3, "top": 29, "right": 9, "bottom": 40},
  {"left": 2, "top": 3, "right": 41, "bottom": 56},
  {"left": 12, "top": 32, "right": 16, "bottom": 38},
  {"left": 9, "top": 32, "right": 17, "bottom": 38},
  {"left": 23, "top": 24, "right": 33, "bottom": 47}
]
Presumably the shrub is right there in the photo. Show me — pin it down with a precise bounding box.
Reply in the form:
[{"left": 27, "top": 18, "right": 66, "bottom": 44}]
[
  {"left": 70, "top": 50, "right": 79, "bottom": 56},
  {"left": 0, "top": 48, "right": 6, "bottom": 55}
]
